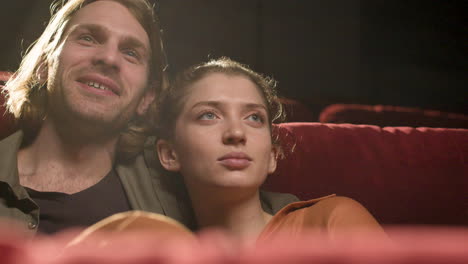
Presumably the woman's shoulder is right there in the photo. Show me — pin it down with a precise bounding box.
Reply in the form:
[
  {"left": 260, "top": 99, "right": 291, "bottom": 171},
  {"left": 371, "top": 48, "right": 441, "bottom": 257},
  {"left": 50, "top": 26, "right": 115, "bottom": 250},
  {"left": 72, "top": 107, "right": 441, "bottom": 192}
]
[
  {"left": 293, "top": 196, "right": 375, "bottom": 221},
  {"left": 310, "top": 196, "right": 369, "bottom": 214},
  {"left": 301, "top": 196, "right": 385, "bottom": 234},
  {"left": 262, "top": 196, "right": 387, "bottom": 240},
  {"left": 275, "top": 195, "right": 382, "bottom": 228}
]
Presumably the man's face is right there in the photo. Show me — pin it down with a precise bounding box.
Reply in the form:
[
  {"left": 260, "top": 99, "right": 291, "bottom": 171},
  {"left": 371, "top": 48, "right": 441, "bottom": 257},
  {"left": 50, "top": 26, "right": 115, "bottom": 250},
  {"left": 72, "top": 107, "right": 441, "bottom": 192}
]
[{"left": 47, "top": 0, "right": 154, "bottom": 131}]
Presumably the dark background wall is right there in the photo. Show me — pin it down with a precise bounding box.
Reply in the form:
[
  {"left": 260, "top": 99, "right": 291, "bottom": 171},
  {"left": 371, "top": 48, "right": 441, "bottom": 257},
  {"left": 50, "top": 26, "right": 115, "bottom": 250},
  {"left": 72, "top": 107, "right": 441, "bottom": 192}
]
[{"left": 1, "top": 0, "right": 466, "bottom": 117}]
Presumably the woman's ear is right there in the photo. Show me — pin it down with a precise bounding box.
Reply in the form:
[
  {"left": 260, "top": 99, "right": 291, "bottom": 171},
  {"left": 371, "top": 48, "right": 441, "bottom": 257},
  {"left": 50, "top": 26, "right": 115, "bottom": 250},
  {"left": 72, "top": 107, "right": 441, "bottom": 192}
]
[
  {"left": 268, "top": 145, "right": 278, "bottom": 174},
  {"left": 156, "top": 139, "right": 181, "bottom": 172}
]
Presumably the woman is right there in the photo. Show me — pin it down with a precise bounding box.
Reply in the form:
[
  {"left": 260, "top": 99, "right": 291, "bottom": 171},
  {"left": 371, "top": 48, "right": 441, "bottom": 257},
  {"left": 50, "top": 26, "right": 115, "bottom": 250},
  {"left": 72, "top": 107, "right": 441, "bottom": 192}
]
[{"left": 155, "top": 57, "right": 386, "bottom": 243}]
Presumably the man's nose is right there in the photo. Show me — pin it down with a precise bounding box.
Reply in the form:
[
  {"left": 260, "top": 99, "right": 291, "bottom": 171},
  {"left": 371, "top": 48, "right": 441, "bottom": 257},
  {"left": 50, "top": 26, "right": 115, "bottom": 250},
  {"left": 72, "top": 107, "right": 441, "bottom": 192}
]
[
  {"left": 92, "top": 43, "right": 121, "bottom": 72},
  {"left": 222, "top": 120, "right": 247, "bottom": 145}
]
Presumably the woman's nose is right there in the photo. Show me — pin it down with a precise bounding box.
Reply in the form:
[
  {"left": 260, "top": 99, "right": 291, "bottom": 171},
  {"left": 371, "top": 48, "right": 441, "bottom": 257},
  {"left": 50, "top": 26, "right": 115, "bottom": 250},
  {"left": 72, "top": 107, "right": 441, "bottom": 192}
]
[{"left": 222, "top": 120, "right": 246, "bottom": 145}]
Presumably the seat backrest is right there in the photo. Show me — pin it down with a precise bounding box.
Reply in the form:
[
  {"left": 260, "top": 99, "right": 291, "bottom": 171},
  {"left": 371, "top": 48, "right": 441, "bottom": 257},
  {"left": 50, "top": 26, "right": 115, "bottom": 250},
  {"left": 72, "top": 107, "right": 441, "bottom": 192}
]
[
  {"left": 319, "top": 103, "right": 468, "bottom": 128},
  {"left": 264, "top": 122, "right": 468, "bottom": 226},
  {"left": 278, "top": 97, "right": 316, "bottom": 122}
]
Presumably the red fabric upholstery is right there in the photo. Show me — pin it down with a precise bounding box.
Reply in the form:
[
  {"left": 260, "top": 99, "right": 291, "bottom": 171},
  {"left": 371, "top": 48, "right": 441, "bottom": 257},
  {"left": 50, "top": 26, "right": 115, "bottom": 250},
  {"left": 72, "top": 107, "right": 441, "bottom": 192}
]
[
  {"left": 319, "top": 103, "right": 468, "bottom": 128},
  {"left": 1, "top": 226, "right": 468, "bottom": 264},
  {"left": 265, "top": 122, "right": 468, "bottom": 226}
]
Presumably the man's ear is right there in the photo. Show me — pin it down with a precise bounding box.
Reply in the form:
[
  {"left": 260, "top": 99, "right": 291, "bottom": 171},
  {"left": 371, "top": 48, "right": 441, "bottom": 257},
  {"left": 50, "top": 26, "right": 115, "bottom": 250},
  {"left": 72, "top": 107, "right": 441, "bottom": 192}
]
[
  {"left": 136, "top": 86, "right": 156, "bottom": 116},
  {"left": 37, "top": 61, "right": 48, "bottom": 84},
  {"left": 268, "top": 145, "right": 278, "bottom": 174},
  {"left": 156, "top": 139, "right": 181, "bottom": 172}
]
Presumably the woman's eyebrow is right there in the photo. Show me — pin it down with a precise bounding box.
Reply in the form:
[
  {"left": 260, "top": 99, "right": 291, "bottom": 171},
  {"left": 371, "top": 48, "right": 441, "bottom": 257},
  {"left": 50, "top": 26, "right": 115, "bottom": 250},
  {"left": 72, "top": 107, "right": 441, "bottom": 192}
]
[
  {"left": 190, "top": 101, "right": 266, "bottom": 111},
  {"left": 190, "top": 101, "right": 221, "bottom": 110},
  {"left": 244, "top": 103, "right": 267, "bottom": 111}
]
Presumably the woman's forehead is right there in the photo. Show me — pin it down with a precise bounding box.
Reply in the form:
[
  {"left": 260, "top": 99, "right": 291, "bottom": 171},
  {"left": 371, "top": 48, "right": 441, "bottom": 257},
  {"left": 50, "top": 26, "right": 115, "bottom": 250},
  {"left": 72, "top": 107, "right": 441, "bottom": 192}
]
[{"left": 184, "top": 73, "right": 266, "bottom": 105}]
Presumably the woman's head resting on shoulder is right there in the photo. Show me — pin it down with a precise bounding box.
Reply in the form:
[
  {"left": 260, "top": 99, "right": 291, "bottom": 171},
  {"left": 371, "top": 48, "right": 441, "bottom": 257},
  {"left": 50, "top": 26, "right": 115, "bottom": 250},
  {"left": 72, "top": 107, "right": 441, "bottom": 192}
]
[{"left": 155, "top": 57, "right": 284, "bottom": 193}]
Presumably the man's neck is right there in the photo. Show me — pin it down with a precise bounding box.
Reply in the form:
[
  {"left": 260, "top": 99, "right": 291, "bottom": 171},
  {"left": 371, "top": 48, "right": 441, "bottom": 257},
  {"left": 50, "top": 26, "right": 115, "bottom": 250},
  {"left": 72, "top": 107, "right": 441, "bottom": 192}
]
[
  {"left": 190, "top": 187, "right": 272, "bottom": 244},
  {"left": 17, "top": 119, "right": 119, "bottom": 194}
]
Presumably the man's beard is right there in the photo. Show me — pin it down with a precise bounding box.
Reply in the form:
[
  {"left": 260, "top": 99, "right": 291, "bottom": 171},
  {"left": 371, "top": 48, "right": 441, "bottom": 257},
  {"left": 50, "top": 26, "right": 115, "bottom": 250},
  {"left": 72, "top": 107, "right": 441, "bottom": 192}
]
[{"left": 46, "top": 80, "right": 130, "bottom": 140}]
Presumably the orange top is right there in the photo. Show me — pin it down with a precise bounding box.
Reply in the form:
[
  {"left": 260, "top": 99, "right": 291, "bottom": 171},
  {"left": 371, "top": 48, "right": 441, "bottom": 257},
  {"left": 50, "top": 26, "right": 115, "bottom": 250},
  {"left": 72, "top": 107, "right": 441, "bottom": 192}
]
[
  {"left": 70, "top": 195, "right": 385, "bottom": 247},
  {"left": 259, "top": 194, "right": 386, "bottom": 241}
]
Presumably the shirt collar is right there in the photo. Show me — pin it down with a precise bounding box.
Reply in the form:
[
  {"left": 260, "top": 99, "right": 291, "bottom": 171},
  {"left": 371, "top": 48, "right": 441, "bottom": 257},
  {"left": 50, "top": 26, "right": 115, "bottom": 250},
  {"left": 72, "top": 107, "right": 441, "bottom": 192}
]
[{"left": 0, "top": 130, "right": 30, "bottom": 198}]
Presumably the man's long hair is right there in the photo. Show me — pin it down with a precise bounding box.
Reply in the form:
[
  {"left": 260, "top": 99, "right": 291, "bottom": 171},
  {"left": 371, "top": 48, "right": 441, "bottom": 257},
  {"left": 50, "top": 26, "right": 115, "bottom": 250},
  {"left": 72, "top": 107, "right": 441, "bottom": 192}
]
[{"left": 2, "top": 0, "right": 168, "bottom": 162}]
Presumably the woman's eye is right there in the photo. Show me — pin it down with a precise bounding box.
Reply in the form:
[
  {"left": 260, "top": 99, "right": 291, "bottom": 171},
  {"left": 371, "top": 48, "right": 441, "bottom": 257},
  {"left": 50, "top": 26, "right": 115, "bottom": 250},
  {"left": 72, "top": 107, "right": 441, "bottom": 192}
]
[
  {"left": 199, "top": 112, "right": 217, "bottom": 120},
  {"left": 247, "top": 113, "right": 264, "bottom": 123}
]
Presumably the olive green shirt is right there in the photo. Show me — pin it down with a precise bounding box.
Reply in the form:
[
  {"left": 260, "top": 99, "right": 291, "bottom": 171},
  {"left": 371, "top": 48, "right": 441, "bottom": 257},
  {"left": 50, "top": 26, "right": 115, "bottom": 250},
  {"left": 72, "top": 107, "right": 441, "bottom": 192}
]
[{"left": 0, "top": 131, "right": 299, "bottom": 236}]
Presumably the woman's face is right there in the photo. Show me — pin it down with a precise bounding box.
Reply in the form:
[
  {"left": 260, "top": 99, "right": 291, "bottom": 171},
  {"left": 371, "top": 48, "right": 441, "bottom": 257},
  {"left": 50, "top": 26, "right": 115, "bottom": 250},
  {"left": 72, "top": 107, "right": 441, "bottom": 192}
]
[{"left": 157, "top": 72, "right": 277, "bottom": 192}]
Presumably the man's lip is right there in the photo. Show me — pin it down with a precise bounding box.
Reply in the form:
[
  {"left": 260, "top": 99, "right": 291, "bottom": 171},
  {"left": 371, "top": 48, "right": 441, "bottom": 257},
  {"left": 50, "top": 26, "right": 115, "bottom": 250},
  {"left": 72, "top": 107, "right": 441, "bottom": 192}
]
[{"left": 77, "top": 74, "right": 121, "bottom": 95}]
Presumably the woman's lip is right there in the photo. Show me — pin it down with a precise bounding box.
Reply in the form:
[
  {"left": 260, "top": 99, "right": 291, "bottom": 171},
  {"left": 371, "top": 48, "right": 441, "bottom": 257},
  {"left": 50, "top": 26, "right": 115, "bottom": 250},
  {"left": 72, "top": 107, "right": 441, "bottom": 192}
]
[
  {"left": 218, "top": 152, "right": 252, "bottom": 161},
  {"left": 218, "top": 158, "right": 251, "bottom": 170}
]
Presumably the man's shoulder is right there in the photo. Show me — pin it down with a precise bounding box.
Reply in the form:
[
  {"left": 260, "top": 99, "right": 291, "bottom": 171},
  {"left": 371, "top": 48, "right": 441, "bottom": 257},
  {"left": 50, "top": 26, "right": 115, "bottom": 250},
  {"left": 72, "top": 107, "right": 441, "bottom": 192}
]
[
  {"left": 0, "top": 130, "right": 23, "bottom": 150},
  {"left": 115, "top": 148, "right": 195, "bottom": 228},
  {"left": 0, "top": 131, "right": 23, "bottom": 182}
]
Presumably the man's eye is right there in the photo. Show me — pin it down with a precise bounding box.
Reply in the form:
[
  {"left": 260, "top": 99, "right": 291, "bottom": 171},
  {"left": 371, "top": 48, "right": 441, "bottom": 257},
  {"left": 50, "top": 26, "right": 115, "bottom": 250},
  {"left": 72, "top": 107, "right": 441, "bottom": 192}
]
[
  {"left": 122, "top": 49, "right": 142, "bottom": 64},
  {"left": 79, "top": 35, "right": 94, "bottom": 42},
  {"left": 123, "top": 49, "right": 138, "bottom": 58}
]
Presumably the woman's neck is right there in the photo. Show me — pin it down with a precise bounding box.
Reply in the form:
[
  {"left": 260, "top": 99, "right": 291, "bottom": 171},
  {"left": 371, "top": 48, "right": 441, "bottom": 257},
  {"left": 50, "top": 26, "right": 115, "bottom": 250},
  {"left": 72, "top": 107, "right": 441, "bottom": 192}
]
[{"left": 189, "top": 188, "right": 273, "bottom": 243}]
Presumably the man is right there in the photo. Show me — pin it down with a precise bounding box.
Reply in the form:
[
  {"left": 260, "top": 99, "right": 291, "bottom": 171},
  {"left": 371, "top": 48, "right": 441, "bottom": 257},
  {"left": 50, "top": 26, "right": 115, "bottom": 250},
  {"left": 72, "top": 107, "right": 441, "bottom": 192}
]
[
  {"left": 0, "top": 0, "right": 173, "bottom": 235},
  {"left": 0, "top": 0, "right": 297, "bottom": 236}
]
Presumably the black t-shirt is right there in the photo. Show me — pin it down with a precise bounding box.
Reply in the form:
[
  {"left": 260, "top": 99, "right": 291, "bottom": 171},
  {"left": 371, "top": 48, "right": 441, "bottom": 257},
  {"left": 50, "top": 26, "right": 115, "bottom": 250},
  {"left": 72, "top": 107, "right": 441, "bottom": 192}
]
[{"left": 26, "top": 169, "right": 131, "bottom": 234}]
